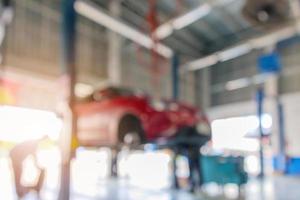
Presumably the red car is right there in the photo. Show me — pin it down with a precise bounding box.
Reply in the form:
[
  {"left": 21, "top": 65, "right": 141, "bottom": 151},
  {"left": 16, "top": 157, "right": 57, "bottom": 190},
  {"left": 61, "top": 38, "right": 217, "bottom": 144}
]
[{"left": 76, "top": 86, "right": 210, "bottom": 148}]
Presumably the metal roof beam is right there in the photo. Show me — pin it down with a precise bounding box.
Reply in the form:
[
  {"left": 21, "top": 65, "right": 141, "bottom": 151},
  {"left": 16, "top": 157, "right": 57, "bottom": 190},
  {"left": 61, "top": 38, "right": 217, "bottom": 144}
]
[
  {"left": 153, "top": 0, "right": 236, "bottom": 40},
  {"left": 183, "top": 23, "right": 300, "bottom": 71},
  {"left": 75, "top": 0, "right": 173, "bottom": 58}
]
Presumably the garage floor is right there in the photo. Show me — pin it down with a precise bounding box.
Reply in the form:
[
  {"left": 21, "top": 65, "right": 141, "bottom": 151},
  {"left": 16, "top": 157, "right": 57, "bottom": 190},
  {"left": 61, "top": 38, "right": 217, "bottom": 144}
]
[{"left": 1, "top": 150, "right": 300, "bottom": 200}]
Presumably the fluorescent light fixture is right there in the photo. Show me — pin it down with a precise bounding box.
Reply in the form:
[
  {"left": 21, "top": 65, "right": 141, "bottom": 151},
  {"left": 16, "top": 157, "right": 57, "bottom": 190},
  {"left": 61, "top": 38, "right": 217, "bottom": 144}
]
[
  {"left": 215, "top": 0, "right": 236, "bottom": 5},
  {"left": 218, "top": 44, "right": 251, "bottom": 62},
  {"left": 225, "top": 78, "right": 251, "bottom": 91},
  {"left": 172, "top": 4, "right": 211, "bottom": 30},
  {"left": 211, "top": 73, "right": 271, "bottom": 93},
  {"left": 184, "top": 23, "right": 300, "bottom": 71},
  {"left": 75, "top": 0, "right": 173, "bottom": 58},
  {"left": 185, "top": 55, "right": 218, "bottom": 71},
  {"left": 154, "top": 23, "right": 173, "bottom": 40},
  {"left": 250, "top": 36, "right": 275, "bottom": 50},
  {"left": 154, "top": 3, "right": 211, "bottom": 40},
  {"left": 251, "top": 27, "right": 296, "bottom": 49},
  {"left": 153, "top": 0, "right": 238, "bottom": 40},
  {"left": 277, "top": 27, "right": 297, "bottom": 40}
]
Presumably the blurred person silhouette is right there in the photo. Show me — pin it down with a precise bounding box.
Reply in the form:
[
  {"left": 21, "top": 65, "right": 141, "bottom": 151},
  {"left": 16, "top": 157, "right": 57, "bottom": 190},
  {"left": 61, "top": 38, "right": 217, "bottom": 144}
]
[
  {"left": 171, "top": 126, "right": 211, "bottom": 193},
  {"left": 9, "top": 136, "right": 48, "bottom": 199}
]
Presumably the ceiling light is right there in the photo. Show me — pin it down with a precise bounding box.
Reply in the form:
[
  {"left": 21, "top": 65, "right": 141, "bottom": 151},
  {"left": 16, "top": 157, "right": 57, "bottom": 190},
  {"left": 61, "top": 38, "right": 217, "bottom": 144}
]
[
  {"left": 173, "top": 4, "right": 211, "bottom": 30},
  {"left": 154, "top": 23, "right": 173, "bottom": 40},
  {"left": 225, "top": 78, "right": 251, "bottom": 91},
  {"left": 185, "top": 55, "right": 218, "bottom": 71},
  {"left": 218, "top": 44, "right": 251, "bottom": 62}
]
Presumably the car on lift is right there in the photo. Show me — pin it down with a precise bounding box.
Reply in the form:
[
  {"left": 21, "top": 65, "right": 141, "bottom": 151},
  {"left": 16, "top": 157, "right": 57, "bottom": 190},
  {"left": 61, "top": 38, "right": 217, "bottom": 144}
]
[{"left": 76, "top": 86, "right": 211, "bottom": 148}]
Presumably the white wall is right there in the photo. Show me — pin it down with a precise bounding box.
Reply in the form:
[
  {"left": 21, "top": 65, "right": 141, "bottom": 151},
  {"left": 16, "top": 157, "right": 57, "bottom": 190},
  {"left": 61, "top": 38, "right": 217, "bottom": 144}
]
[
  {"left": 281, "top": 92, "right": 300, "bottom": 157},
  {"left": 208, "top": 92, "right": 300, "bottom": 157}
]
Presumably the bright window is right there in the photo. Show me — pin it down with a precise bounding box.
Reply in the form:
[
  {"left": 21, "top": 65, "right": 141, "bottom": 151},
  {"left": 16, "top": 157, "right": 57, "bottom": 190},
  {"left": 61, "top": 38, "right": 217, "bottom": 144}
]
[
  {"left": 0, "top": 106, "right": 62, "bottom": 143},
  {"left": 211, "top": 114, "right": 272, "bottom": 152}
]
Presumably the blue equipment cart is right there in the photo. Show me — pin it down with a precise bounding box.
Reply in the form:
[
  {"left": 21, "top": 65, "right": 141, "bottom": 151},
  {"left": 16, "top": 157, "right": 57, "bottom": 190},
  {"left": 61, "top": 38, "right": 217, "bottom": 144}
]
[{"left": 201, "top": 155, "right": 248, "bottom": 186}]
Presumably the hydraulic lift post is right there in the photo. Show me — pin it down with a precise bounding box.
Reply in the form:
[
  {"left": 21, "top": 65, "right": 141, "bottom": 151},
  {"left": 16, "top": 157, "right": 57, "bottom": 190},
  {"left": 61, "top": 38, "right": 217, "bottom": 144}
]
[
  {"left": 257, "top": 87, "right": 265, "bottom": 178},
  {"left": 58, "top": 0, "right": 77, "bottom": 199},
  {"left": 277, "top": 98, "right": 287, "bottom": 172},
  {"left": 172, "top": 53, "right": 179, "bottom": 100}
]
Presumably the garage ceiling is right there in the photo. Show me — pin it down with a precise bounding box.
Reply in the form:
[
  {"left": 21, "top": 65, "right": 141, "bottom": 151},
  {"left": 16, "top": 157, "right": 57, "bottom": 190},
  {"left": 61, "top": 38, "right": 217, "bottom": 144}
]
[{"left": 89, "top": 0, "right": 258, "bottom": 59}]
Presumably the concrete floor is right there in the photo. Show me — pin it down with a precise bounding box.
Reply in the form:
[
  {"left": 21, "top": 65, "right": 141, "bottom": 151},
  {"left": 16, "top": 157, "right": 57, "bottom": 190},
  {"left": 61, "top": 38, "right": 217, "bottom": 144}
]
[{"left": 1, "top": 149, "right": 300, "bottom": 200}]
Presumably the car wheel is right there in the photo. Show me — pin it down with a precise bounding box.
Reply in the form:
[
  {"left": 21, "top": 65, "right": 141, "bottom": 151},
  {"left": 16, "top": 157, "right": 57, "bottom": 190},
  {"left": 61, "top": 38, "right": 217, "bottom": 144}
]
[
  {"left": 109, "top": 115, "right": 145, "bottom": 177},
  {"left": 118, "top": 115, "right": 145, "bottom": 149}
]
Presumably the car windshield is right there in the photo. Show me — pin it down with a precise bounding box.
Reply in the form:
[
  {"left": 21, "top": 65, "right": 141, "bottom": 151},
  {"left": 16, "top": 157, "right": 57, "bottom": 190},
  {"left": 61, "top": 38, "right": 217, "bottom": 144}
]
[{"left": 93, "top": 87, "right": 134, "bottom": 101}]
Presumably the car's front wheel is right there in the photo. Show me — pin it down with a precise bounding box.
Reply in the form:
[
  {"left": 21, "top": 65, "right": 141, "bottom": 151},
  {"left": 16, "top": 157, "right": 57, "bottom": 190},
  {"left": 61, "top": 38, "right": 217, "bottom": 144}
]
[
  {"left": 110, "top": 115, "right": 145, "bottom": 177},
  {"left": 118, "top": 115, "right": 145, "bottom": 149}
]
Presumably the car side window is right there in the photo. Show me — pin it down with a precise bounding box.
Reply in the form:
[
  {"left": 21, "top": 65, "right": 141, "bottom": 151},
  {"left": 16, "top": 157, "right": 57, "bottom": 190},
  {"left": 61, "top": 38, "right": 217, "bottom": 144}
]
[
  {"left": 168, "top": 102, "right": 179, "bottom": 111},
  {"left": 93, "top": 87, "right": 133, "bottom": 101}
]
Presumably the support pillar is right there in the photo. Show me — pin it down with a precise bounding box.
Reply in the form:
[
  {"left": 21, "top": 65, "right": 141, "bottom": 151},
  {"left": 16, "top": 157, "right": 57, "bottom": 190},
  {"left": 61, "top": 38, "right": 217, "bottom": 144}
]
[
  {"left": 257, "top": 87, "right": 265, "bottom": 178},
  {"left": 171, "top": 53, "right": 179, "bottom": 100},
  {"left": 59, "top": 0, "right": 77, "bottom": 199},
  {"left": 258, "top": 49, "right": 286, "bottom": 173},
  {"left": 265, "top": 74, "right": 286, "bottom": 172},
  {"left": 277, "top": 99, "right": 286, "bottom": 171},
  {"left": 107, "top": 0, "right": 122, "bottom": 86}
]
